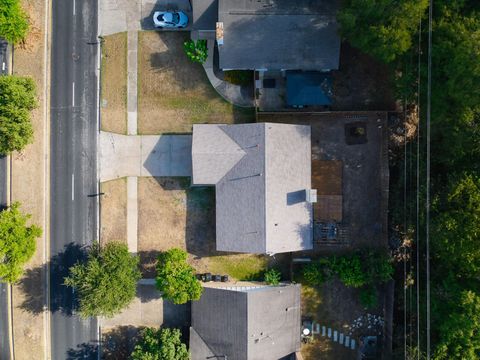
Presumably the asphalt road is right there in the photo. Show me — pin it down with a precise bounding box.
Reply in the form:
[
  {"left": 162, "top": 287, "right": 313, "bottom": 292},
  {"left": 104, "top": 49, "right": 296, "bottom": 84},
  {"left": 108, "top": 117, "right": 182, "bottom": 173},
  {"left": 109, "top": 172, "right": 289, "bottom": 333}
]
[
  {"left": 0, "top": 37, "right": 11, "bottom": 360},
  {"left": 50, "top": 0, "right": 99, "bottom": 359}
]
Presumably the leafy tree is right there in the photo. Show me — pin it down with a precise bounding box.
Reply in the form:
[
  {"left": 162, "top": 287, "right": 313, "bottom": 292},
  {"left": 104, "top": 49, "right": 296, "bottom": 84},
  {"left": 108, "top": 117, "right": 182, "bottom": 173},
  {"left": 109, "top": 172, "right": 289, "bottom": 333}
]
[
  {"left": 434, "top": 290, "right": 480, "bottom": 359},
  {"left": 432, "top": 174, "right": 480, "bottom": 277},
  {"left": 64, "top": 241, "right": 141, "bottom": 318},
  {"left": 0, "top": 202, "right": 41, "bottom": 283},
  {"left": 337, "top": 0, "right": 428, "bottom": 63},
  {"left": 183, "top": 40, "right": 207, "bottom": 64},
  {"left": 155, "top": 248, "right": 202, "bottom": 305},
  {"left": 0, "top": 0, "right": 29, "bottom": 44},
  {"left": 130, "top": 327, "right": 189, "bottom": 360},
  {"left": 0, "top": 76, "right": 37, "bottom": 154},
  {"left": 264, "top": 268, "right": 281, "bottom": 285}
]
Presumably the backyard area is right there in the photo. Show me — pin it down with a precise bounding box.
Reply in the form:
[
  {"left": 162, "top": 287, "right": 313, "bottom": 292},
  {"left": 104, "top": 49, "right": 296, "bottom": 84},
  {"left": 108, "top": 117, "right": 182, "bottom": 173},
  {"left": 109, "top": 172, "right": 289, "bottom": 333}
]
[
  {"left": 137, "top": 31, "right": 254, "bottom": 134},
  {"left": 101, "top": 32, "right": 128, "bottom": 134}
]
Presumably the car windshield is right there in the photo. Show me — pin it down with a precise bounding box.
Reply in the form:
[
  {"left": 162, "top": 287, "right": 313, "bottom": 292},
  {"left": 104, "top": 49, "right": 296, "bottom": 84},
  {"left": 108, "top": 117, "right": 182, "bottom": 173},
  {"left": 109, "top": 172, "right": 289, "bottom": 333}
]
[{"left": 172, "top": 13, "right": 180, "bottom": 24}]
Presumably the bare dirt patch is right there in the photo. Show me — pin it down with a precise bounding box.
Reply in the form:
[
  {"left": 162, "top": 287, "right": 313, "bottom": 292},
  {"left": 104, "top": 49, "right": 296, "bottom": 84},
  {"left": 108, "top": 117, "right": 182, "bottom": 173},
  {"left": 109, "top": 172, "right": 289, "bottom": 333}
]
[
  {"left": 332, "top": 42, "right": 396, "bottom": 111},
  {"left": 137, "top": 31, "right": 254, "bottom": 134},
  {"left": 101, "top": 32, "right": 128, "bottom": 134},
  {"left": 10, "top": 0, "right": 48, "bottom": 358},
  {"left": 100, "top": 178, "right": 127, "bottom": 245}
]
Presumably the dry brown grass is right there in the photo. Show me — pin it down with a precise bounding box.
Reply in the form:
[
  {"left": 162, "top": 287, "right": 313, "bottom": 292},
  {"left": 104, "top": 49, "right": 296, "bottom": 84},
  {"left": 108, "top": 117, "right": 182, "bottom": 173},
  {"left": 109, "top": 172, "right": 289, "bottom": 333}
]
[
  {"left": 136, "top": 177, "right": 275, "bottom": 280},
  {"left": 101, "top": 32, "right": 128, "bottom": 134},
  {"left": 100, "top": 178, "right": 128, "bottom": 245},
  {"left": 10, "top": 0, "right": 48, "bottom": 357},
  {"left": 137, "top": 31, "right": 254, "bottom": 134}
]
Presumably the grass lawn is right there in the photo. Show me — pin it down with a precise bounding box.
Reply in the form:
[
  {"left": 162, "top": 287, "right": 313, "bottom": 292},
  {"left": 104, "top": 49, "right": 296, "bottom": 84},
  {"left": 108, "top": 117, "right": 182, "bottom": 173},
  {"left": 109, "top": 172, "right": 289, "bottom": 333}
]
[
  {"left": 207, "top": 255, "right": 269, "bottom": 281},
  {"left": 137, "top": 31, "right": 255, "bottom": 134},
  {"left": 101, "top": 32, "right": 128, "bottom": 134}
]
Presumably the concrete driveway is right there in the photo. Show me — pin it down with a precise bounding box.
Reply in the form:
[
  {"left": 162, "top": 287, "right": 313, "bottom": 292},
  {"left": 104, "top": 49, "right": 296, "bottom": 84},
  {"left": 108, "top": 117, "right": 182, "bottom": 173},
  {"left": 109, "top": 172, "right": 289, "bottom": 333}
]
[
  {"left": 100, "top": 0, "right": 193, "bottom": 35},
  {"left": 100, "top": 131, "right": 192, "bottom": 182}
]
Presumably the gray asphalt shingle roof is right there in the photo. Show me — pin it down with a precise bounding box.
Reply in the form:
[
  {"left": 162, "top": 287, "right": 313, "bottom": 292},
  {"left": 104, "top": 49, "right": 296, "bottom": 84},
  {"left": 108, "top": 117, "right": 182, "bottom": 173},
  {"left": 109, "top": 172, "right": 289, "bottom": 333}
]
[
  {"left": 190, "top": 284, "right": 301, "bottom": 360},
  {"left": 217, "top": 0, "right": 341, "bottom": 70},
  {"left": 192, "top": 123, "right": 313, "bottom": 254}
]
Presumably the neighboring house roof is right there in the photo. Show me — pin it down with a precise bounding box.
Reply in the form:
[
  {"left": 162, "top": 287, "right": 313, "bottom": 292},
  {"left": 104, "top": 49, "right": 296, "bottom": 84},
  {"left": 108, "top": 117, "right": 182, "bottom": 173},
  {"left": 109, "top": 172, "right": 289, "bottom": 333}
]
[
  {"left": 191, "top": 123, "right": 313, "bottom": 254},
  {"left": 286, "top": 71, "right": 333, "bottom": 107},
  {"left": 192, "top": 0, "right": 219, "bottom": 31},
  {"left": 216, "top": 0, "right": 341, "bottom": 70},
  {"left": 190, "top": 284, "right": 301, "bottom": 360}
]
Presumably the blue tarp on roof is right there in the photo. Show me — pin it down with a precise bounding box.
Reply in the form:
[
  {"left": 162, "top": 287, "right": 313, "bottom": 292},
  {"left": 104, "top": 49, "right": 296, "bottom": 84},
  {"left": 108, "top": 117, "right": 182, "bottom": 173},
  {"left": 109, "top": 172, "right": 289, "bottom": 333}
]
[{"left": 286, "top": 71, "right": 333, "bottom": 107}]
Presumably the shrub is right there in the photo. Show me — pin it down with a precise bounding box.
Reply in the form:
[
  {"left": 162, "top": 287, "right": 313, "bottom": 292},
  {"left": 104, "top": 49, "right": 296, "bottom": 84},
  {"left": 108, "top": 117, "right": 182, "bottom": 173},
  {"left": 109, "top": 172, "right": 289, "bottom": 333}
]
[
  {"left": 264, "top": 268, "right": 281, "bottom": 285},
  {"left": 359, "top": 285, "right": 378, "bottom": 309},
  {"left": 223, "top": 70, "right": 253, "bottom": 86},
  {"left": 302, "top": 260, "right": 330, "bottom": 286},
  {"left": 155, "top": 248, "right": 203, "bottom": 304},
  {"left": 183, "top": 39, "right": 207, "bottom": 64},
  {"left": 362, "top": 249, "right": 394, "bottom": 284},
  {"left": 330, "top": 254, "right": 366, "bottom": 288}
]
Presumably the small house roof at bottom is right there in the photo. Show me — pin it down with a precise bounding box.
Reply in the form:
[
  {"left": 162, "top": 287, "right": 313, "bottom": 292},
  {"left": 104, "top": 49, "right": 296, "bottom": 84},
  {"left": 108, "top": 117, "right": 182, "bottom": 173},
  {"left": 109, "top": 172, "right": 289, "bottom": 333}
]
[
  {"left": 191, "top": 123, "right": 313, "bottom": 254},
  {"left": 190, "top": 284, "right": 301, "bottom": 360}
]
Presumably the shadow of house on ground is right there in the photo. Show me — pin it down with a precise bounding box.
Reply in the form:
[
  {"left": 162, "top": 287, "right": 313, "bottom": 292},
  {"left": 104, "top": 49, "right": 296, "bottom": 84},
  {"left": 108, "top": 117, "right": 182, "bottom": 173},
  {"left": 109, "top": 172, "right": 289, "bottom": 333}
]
[{"left": 19, "top": 242, "right": 88, "bottom": 316}]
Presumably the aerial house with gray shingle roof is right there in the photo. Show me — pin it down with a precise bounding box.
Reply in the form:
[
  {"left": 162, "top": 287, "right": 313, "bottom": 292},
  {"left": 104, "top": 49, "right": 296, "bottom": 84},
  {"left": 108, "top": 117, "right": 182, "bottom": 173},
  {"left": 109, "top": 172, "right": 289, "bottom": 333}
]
[
  {"left": 189, "top": 283, "right": 301, "bottom": 360},
  {"left": 191, "top": 123, "right": 314, "bottom": 254},
  {"left": 192, "top": 0, "right": 341, "bottom": 71}
]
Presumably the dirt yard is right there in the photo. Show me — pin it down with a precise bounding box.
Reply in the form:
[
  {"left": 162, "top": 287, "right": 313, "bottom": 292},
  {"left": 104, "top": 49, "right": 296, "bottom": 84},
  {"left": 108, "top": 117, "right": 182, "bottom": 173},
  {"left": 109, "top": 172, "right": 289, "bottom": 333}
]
[
  {"left": 9, "top": 0, "right": 48, "bottom": 358},
  {"left": 137, "top": 31, "right": 254, "bottom": 134},
  {"left": 331, "top": 42, "right": 396, "bottom": 111},
  {"left": 136, "top": 177, "right": 287, "bottom": 280},
  {"left": 101, "top": 32, "right": 127, "bottom": 134},
  {"left": 300, "top": 281, "right": 384, "bottom": 360},
  {"left": 100, "top": 178, "right": 127, "bottom": 244}
]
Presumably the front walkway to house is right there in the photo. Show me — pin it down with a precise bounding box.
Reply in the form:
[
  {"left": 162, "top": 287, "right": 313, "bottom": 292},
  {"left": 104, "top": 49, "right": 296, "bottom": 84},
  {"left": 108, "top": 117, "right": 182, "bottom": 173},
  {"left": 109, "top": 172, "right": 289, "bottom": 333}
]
[{"left": 193, "top": 32, "right": 254, "bottom": 108}]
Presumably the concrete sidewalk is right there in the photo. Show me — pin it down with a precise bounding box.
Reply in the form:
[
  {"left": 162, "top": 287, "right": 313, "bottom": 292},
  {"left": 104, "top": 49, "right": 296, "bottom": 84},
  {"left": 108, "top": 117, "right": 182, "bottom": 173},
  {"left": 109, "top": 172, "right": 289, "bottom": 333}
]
[{"left": 99, "top": 131, "right": 192, "bottom": 182}]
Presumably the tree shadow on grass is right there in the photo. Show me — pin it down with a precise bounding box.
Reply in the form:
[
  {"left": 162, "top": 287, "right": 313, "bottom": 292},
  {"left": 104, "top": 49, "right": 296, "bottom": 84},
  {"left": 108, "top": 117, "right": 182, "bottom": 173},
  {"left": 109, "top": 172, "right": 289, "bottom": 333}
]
[
  {"left": 102, "top": 325, "right": 142, "bottom": 360},
  {"left": 18, "top": 242, "right": 88, "bottom": 315}
]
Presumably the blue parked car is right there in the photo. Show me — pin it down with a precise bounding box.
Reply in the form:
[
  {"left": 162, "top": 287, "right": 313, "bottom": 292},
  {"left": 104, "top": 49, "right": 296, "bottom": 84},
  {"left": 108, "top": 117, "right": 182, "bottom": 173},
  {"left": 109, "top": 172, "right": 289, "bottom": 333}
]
[{"left": 153, "top": 11, "right": 188, "bottom": 29}]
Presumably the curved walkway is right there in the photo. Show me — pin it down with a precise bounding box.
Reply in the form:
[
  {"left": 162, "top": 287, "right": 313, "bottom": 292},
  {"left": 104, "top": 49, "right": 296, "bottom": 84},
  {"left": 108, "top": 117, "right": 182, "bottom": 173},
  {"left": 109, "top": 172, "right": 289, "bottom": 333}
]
[{"left": 201, "top": 37, "right": 254, "bottom": 108}]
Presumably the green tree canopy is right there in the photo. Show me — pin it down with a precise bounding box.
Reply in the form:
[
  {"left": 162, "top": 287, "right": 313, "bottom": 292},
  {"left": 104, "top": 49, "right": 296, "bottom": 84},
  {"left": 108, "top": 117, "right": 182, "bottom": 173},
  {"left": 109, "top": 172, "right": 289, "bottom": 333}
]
[
  {"left": 130, "top": 327, "right": 189, "bottom": 360},
  {"left": 434, "top": 290, "right": 480, "bottom": 359},
  {"left": 0, "top": 202, "right": 41, "bottom": 283},
  {"left": 64, "top": 241, "right": 141, "bottom": 318},
  {"left": 0, "top": 0, "right": 29, "bottom": 44},
  {"left": 155, "top": 248, "right": 202, "bottom": 305},
  {"left": 0, "top": 75, "right": 37, "bottom": 154},
  {"left": 432, "top": 174, "right": 480, "bottom": 277},
  {"left": 337, "top": 0, "right": 428, "bottom": 63}
]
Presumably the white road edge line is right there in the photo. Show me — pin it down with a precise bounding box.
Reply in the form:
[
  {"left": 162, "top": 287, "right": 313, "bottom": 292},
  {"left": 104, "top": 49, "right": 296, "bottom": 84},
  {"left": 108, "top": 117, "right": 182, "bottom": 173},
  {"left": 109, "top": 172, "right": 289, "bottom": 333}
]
[
  {"left": 71, "top": 173, "right": 75, "bottom": 201},
  {"left": 72, "top": 81, "right": 75, "bottom": 107},
  {"left": 73, "top": 0, "right": 75, "bottom": 16}
]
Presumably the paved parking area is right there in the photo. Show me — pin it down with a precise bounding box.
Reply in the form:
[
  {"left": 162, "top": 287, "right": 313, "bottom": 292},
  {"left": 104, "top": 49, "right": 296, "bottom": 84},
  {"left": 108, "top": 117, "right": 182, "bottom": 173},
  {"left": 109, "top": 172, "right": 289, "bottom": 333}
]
[
  {"left": 100, "top": 0, "right": 192, "bottom": 35},
  {"left": 99, "top": 131, "right": 192, "bottom": 181}
]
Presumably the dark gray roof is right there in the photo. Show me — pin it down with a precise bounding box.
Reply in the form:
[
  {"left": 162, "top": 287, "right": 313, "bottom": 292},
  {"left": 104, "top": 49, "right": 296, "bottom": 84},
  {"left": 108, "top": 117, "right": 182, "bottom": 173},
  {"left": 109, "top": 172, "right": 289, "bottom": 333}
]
[
  {"left": 190, "top": 284, "right": 301, "bottom": 360},
  {"left": 217, "top": 0, "right": 341, "bottom": 70},
  {"left": 191, "top": 123, "right": 313, "bottom": 254},
  {"left": 192, "top": 0, "right": 219, "bottom": 30}
]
